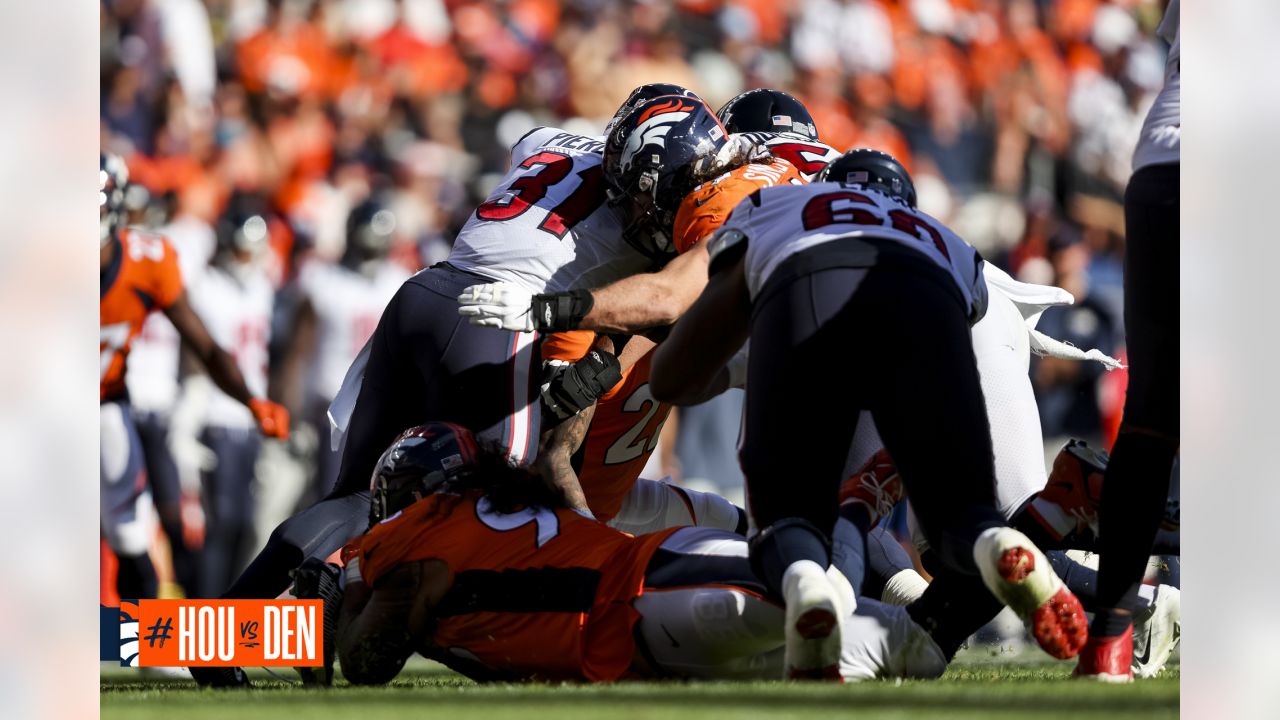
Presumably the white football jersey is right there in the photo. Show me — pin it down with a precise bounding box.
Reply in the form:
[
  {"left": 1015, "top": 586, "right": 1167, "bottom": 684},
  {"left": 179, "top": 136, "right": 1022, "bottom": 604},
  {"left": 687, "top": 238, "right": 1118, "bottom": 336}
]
[
  {"left": 298, "top": 259, "right": 410, "bottom": 401},
  {"left": 1133, "top": 0, "right": 1179, "bottom": 170},
  {"left": 187, "top": 265, "right": 274, "bottom": 429},
  {"left": 717, "top": 181, "right": 988, "bottom": 322},
  {"left": 124, "top": 218, "right": 216, "bottom": 412},
  {"left": 735, "top": 132, "right": 841, "bottom": 181},
  {"left": 447, "top": 127, "right": 653, "bottom": 293}
]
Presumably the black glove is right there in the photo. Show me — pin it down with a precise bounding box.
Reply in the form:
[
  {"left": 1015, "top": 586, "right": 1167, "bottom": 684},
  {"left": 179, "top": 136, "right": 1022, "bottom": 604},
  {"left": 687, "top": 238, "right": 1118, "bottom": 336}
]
[
  {"left": 542, "top": 349, "right": 623, "bottom": 421},
  {"left": 530, "top": 288, "right": 595, "bottom": 332},
  {"left": 289, "top": 558, "right": 343, "bottom": 686}
]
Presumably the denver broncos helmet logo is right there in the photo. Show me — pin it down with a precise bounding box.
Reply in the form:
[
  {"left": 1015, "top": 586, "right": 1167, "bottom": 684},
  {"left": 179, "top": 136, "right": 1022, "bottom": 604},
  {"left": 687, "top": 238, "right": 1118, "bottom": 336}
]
[{"left": 620, "top": 99, "right": 701, "bottom": 174}]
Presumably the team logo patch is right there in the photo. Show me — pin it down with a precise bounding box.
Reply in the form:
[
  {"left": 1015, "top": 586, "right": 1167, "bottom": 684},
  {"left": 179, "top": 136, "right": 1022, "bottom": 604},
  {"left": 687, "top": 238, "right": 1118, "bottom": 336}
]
[{"left": 100, "top": 600, "right": 324, "bottom": 667}]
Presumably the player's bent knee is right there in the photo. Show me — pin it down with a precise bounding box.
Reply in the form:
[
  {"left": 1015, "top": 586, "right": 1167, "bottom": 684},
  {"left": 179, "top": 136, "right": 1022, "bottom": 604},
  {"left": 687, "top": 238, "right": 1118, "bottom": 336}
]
[{"left": 679, "top": 486, "right": 745, "bottom": 533}]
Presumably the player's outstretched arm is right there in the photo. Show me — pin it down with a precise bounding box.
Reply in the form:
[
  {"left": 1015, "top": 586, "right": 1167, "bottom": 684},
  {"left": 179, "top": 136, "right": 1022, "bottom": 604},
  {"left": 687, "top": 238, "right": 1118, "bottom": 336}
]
[
  {"left": 164, "top": 290, "right": 290, "bottom": 438},
  {"left": 458, "top": 242, "right": 712, "bottom": 334},
  {"left": 338, "top": 559, "right": 444, "bottom": 686},
  {"left": 576, "top": 242, "right": 711, "bottom": 333},
  {"left": 650, "top": 251, "right": 750, "bottom": 405}
]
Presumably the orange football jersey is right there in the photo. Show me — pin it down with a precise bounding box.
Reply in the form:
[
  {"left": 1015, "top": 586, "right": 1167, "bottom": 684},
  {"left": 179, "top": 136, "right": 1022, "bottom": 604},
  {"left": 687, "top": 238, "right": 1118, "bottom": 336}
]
[
  {"left": 100, "top": 228, "right": 184, "bottom": 401},
  {"left": 343, "top": 490, "right": 677, "bottom": 681},
  {"left": 574, "top": 350, "right": 668, "bottom": 520},
  {"left": 542, "top": 334, "right": 670, "bottom": 521},
  {"left": 671, "top": 158, "right": 806, "bottom": 254}
]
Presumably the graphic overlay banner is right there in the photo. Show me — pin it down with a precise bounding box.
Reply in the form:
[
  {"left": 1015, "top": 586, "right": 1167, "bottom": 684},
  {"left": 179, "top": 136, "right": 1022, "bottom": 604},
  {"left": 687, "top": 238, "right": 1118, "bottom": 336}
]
[{"left": 101, "top": 599, "right": 323, "bottom": 667}]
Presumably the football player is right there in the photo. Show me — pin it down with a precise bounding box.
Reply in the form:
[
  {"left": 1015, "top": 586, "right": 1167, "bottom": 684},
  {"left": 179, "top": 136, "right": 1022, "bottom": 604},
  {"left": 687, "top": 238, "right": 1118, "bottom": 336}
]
[
  {"left": 277, "top": 195, "right": 410, "bottom": 501},
  {"left": 178, "top": 199, "right": 279, "bottom": 597},
  {"left": 717, "top": 88, "right": 841, "bottom": 180},
  {"left": 307, "top": 424, "right": 948, "bottom": 685},
  {"left": 649, "top": 149, "right": 1089, "bottom": 675},
  {"left": 190, "top": 87, "right": 713, "bottom": 687},
  {"left": 100, "top": 152, "right": 288, "bottom": 601},
  {"left": 1076, "top": 0, "right": 1181, "bottom": 682}
]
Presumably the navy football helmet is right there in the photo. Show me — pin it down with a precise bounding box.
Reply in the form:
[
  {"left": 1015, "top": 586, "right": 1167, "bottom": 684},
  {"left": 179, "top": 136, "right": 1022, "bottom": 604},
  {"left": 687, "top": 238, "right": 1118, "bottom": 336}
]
[
  {"left": 605, "top": 83, "right": 701, "bottom": 137},
  {"left": 368, "top": 423, "right": 481, "bottom": 526},
  {"left": 818, "top": 148, "right": 917, "bottom": 208},
  {"left": 717, "top": 88, "right": 820, "bottom": 141},
  {"left": 603, "top": 95, "right": 728, "bottom": 259},
  {"left": 342, "top": 195, "right": 396, "bottom": 272},
  {"left": 100, "top": 152, "right": 129, "bottom": 246}
]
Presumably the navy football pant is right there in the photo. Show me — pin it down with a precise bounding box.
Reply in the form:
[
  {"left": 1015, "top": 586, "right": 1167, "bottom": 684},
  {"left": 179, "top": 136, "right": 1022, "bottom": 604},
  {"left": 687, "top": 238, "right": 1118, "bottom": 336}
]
[{"left": 222, "top": 264, "right": 543, "bottom": 599}]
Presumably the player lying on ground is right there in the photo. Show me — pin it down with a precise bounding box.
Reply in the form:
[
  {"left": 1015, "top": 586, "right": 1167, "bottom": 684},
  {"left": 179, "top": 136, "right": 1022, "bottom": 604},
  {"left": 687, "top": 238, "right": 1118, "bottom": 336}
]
[{"left": 307, "top": 423, "right": 948, "bottom": 685}]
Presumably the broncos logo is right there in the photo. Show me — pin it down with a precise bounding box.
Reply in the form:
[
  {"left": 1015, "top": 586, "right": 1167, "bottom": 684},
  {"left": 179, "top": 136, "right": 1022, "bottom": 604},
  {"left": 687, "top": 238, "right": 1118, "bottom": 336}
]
[
  {"left": 619, "top": 100, "right": 701, "bottom": 175},
  {"left": 119, "top": 600, "right": 141, "bottom": 667}
]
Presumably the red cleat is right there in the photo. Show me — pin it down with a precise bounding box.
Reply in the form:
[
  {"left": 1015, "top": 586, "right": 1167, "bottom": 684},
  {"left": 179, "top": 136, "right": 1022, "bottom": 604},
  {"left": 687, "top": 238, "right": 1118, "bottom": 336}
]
[
  {"left": 1074, "top": 625, "right": 1135, "bottom": 683},
  {"left": 974, "top": 528, "right": 1089, "bottom": 660}
]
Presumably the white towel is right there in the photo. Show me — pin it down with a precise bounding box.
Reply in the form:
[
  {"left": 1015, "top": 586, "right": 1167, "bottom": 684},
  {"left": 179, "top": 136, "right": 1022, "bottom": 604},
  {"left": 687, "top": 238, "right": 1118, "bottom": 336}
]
[{"left": 983, "top": 264, "right": 1124, "bottom": 370}]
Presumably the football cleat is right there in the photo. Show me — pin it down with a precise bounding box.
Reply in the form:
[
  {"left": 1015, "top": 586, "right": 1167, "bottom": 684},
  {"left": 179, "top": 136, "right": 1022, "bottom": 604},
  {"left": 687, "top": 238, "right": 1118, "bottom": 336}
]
[
  {"left": 782, "top": 560, "right": 844, "bottom": 680},
  {"left": 1027, "top": 439, "right": 1108, "bottom": 541},
  {"left": 1131, "top": 585, "right": 1180, "bottom": 678},
  {"left": 1074, "top": 625, "right": 1135, "bottom": 683},
  {"left": 838, "top": 448, "right": 903, "bottom": 528},
  {"left": 974, "top": 527, "right": 1088, "bottom": 660}
]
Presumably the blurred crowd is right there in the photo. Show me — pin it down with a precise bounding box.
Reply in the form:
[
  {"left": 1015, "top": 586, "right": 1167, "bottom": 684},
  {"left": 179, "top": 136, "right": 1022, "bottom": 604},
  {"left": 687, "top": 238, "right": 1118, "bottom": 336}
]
[{"left": 100, "top": 0, "right": 1169, "bottom": 597}]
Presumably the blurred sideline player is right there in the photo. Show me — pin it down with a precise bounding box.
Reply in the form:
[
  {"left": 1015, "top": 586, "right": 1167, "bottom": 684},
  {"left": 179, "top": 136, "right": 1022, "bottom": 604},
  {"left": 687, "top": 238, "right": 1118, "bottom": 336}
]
[
  {"left": 649, "top": 147, "right": 1087, "bottom": 676},
  {"left": 176, "top": 199, "right": 278, "bottom": 598},
  {"left": 191, "top": 87, "right": 699, "bottom": 688},
  {"left": 1076, "top": 0, "right": 1180, "bottom": 682},
  {"left": 124, "top": 187, "right": 217, "bottom": 596},
  {"left": 100, "top": 152, "right": 288, "bottom": 601},
  {"left": 277, "top": 195, "right": 410, "bottom": 502},
  {"left": 311, "top": 424, "right": 949, "bottom": 685}
]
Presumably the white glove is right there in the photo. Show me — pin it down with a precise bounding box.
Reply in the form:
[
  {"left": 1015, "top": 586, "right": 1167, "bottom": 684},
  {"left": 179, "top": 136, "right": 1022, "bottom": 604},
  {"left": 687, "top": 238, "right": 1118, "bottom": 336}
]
[{"left": 457, "top": 282, "right": 536, "bottom": 332}]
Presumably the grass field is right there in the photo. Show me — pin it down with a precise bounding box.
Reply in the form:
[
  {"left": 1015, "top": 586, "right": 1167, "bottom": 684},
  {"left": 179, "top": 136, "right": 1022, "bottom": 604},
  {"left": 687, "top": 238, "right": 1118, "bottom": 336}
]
[{"left": 101, "top": 651, "right": 1179, "bottom": 720}]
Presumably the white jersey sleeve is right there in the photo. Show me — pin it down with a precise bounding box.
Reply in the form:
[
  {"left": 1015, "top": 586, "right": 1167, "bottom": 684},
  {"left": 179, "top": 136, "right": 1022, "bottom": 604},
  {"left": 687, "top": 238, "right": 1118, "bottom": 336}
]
[
  {"left": 446, "top": 127, "right": 653, "bottom": 293},
  {"left": 734, "top": 132, "right": 841, "bottom": 181},
  {"left": 721, "top": 182, "right": 988, "bottom": 322},
  {"left": 1133, "top": 0, "right": 1179, "bottom": 170}
]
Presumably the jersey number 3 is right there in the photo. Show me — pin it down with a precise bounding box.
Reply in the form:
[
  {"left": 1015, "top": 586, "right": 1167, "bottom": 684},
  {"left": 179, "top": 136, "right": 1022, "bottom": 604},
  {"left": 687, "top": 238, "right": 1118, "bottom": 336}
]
[
  {"left": 475, "top": 151, "right": 606, "bottom": 239},
  {"left": 476, "top": 497, "right": 561, "bottom": 548}
]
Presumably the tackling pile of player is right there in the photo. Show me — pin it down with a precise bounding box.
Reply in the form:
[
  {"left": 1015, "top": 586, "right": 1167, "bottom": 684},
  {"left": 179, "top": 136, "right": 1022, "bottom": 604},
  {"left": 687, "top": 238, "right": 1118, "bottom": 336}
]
[{"left": 103, "top": 77, "right": 1180, "bottom": 686}]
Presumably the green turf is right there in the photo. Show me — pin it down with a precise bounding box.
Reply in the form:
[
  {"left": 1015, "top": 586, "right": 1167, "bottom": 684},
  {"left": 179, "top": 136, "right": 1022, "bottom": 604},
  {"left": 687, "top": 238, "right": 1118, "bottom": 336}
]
[{"left": 101, "top": 654, "right": 1179, "bottom": 720}]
